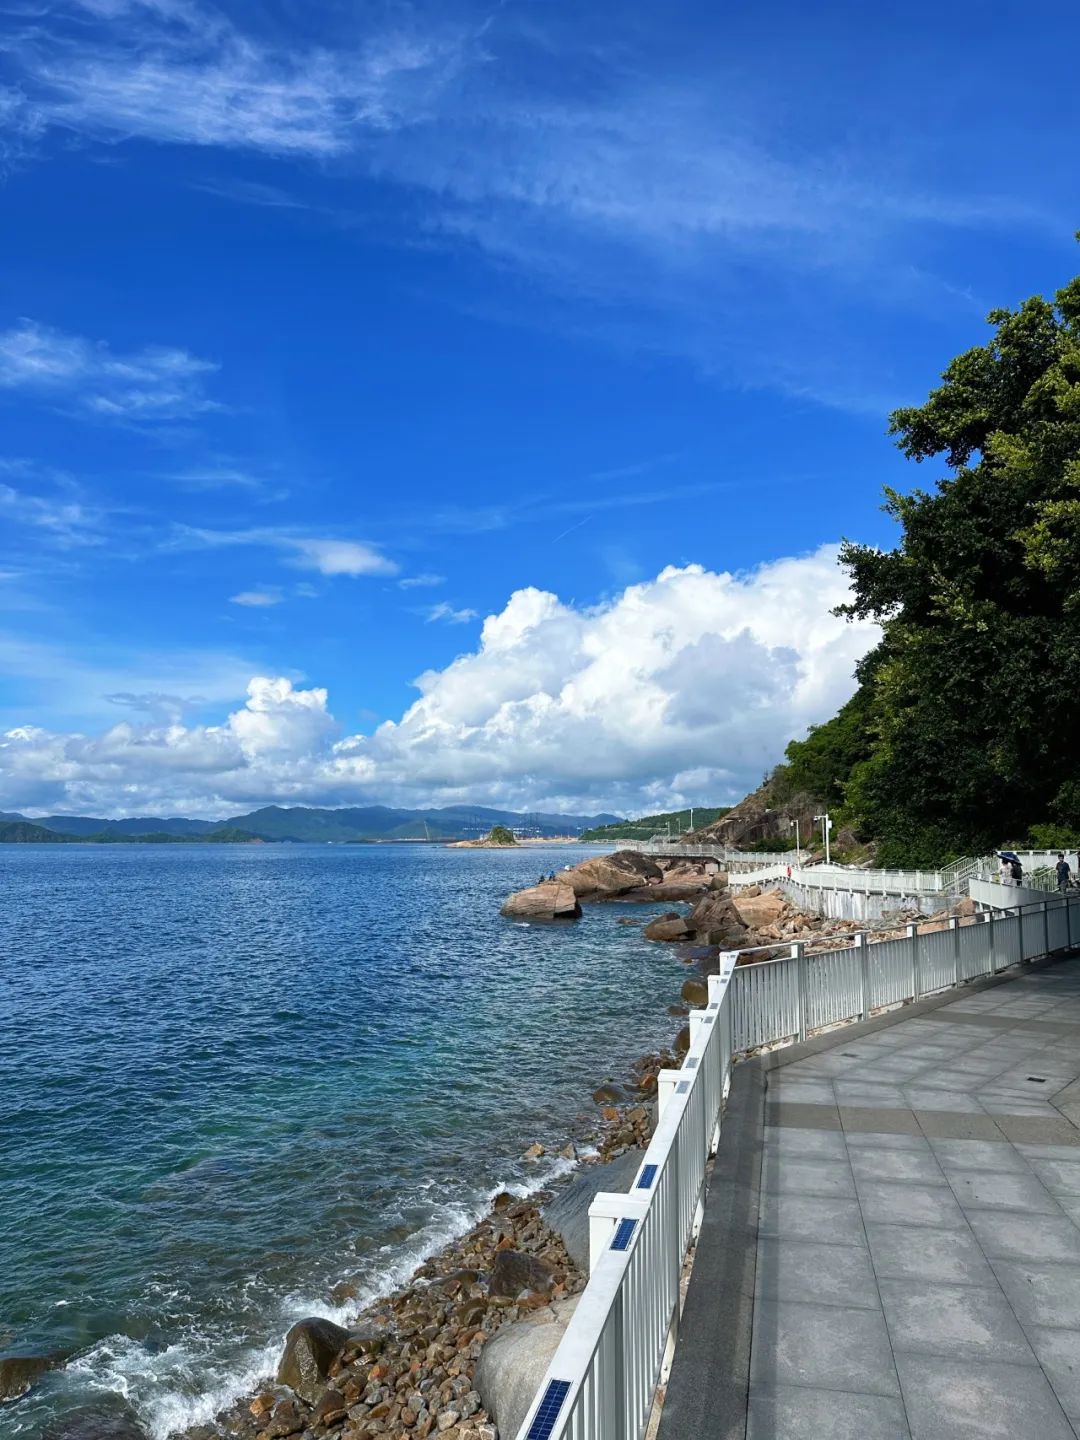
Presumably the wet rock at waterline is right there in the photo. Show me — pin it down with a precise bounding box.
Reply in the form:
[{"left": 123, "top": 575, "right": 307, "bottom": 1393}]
[
  {"left": 0, "top": 1353, "right": 60, "bottom": 1403},
  {"left": 499, "top": 882, "right": 582, "bottom": 920},
  {"left": 276, "top": 1317, "right": 350, "bottom": 1404},
  {"left": 680, "top": 976, "right": 709, "bottom": 1007},
  {"left": 642, "top": 913, "right": 691, "bottom": 942}
]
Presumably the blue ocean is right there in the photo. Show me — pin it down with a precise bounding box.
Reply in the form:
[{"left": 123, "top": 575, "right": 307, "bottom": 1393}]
[{"left": 1, "top": 843, "right": 685, "bottom": 1438}]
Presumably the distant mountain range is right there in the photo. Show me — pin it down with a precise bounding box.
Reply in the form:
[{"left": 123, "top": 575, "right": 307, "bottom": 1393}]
[{"left": 0, "top": 804, "right": 623, "bottom": 843}]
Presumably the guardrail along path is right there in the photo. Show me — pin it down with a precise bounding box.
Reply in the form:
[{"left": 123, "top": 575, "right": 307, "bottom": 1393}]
[{"left": 661, "top": 960, "right": 1080, "bottom": 1440}]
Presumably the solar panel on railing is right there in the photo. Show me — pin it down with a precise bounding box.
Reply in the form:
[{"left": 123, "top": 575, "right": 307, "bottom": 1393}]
[
  {"left": 610, "top": 1218, "right": 638, "bottom": 1252},
  {"left": 637, "top": 1163, "right": 658, "bottom": 1189},
  {"left": 525, "top": 1380, "right": 571, "bottom": 1440}
]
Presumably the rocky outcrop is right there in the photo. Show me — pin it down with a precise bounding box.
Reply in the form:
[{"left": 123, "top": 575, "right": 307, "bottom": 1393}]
[
  {"left": 42, "top": 1403, "right": 147, "bottom": 1440},
  {"left": 733, "top": 889, "right": 788, "bottom": 929},
  {"left": 543, "top": 1149, "right": 646, "bottom": 1270},
  {"left": 500, "top": 882, "right": 582, "bottom": 920},
  {"left": 684, "top": 890, "right": 750, "bottom": 947},
  {"left": 475, "top": 1298, "right": 579, "bottom": 1440},
  {"left": 557, "top": 850, "right": 662, "bottom": 898},
  {"left": 625, "top": 881, "right": 707, "bottom": 902},
  {"left": 0, "top": 1354, "right": 58, "bottom": 1403},
  {"left": 276, "top": 1318, "right": 350, "bottom": 1404},
  {"left": 642, "top": 914, "right": 691, "bottom": 942}
]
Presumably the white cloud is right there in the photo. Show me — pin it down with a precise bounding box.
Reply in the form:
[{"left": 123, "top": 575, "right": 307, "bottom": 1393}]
[
  {"left": 0, "top": 318, "right": 218, "bottom": 422},
  {"left": 229, "top": 589, "right": 281, "bottom": 607},
  {"left": 286, "top": 538, "right": 397, "bottom": 578},
  {"left": 427, "top": 602, "right": 478, "bottom": 624},
  {"left": 0, "top": 545, "right": 880, "bottom": 816},
  {"left": 399, "top": 572, "right": 446, "bottom": 590},
  {"left": 171, "top": 526, "right": 398, "bottom": 578},
  {"left": 9, "top": 2, "right": 470, "bottom": 156},
  {"left": 0, "top": 475, "right": 101, "bottom": 547}
]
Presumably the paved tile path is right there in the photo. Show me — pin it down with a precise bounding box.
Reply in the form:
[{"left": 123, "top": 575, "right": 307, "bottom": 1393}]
[{"left": 664, "top": 960, "right": 1080, "bottom": 1439}]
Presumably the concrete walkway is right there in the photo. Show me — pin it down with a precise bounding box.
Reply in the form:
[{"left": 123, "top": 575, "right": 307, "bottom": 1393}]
[{"left": 659, "top": 958, "right": 1080, "bottom": 1439}]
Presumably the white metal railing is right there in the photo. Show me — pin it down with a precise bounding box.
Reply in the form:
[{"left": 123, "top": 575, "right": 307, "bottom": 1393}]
[
  {"left": 730, "top": 862, "right": 945, "bottom": 895},
  {"left": 514, "top": 954, "right": 739, "bottom": 1440},
  {"left": 517, "top": 890, "right": 1080, "bottom": 1440}
]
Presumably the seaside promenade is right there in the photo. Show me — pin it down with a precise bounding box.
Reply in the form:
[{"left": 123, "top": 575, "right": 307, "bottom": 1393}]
[{"left": 658, "top": 957, "right": 1080, "bottom": 1439}]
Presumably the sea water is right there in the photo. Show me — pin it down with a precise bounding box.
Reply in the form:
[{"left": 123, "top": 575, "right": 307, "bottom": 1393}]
[{"left": 1, "top": 843, "right": 687, "bottom": 1438}]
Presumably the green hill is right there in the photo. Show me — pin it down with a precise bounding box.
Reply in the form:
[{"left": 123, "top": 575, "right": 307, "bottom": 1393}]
[
  {"left": 763, "top": 256, "right": 1080, "bottom": 867},
  {"left": 0, "top": 820, "right": 71, "bottom": 843},
  {"left": 580, "top": 808, "right": 730, "bottom": 842}
]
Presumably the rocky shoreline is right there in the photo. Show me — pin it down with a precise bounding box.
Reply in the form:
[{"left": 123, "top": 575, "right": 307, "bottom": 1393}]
[
  {"left": 32, "top": 849, "right": 973, "bottom": 1440},
  {"left": 176, "top": 1058, "right": 668, "bottom": 1440}
]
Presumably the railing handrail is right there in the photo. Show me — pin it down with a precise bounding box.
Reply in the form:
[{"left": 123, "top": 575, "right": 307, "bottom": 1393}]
[{"left": 517, "top": 889, "right": 1080, "bottom": 1439}]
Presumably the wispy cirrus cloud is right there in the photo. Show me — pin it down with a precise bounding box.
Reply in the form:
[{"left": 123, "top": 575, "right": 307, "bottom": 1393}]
[
  {"left": 398, "top": 572, "right": 446, "bottom": 590},
  {"left": 6, "top": 0, "right": 472, "bottom": 157},
  {"left": 426, "top": 601, "right": 477, "bottom": 624},
  {"left": 229, "top": 588, "right": 282, "bottom": 608},
  {"left": 0, "top": 459, "right": 104, "bottom": 547},
  {"left": 0, "top": 318, "right": 219, "bottom": 423},
  {"left": 172, "top": 525, "right": 398, "bottom": 578}
]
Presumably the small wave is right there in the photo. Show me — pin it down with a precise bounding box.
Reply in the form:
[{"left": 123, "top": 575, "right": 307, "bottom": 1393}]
[{"left": 56, "top": 1151, "right": 585, "bottom": 1439}]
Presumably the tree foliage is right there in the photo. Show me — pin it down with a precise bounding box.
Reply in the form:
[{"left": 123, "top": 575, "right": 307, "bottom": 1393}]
[{"left": 776, "top": 259, "right": 1080, "bottom": 866}]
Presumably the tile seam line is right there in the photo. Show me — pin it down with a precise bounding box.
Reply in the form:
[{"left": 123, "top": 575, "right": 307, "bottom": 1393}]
[{"left": 837, "top": 1071, "right": 914, "bottom": 1439}]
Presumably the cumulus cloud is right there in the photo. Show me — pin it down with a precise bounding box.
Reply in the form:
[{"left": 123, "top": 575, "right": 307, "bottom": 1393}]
[
  {"left": 0, "top": 546, "right": 879, "bottom": 816},
  {"left": 0, "top": 318, "right": 218, "bottom": 422}
]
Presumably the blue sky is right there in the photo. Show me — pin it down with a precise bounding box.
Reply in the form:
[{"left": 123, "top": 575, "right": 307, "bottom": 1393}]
[{"left": 0, "top": 0, "right": 1078, "bottom": 817}]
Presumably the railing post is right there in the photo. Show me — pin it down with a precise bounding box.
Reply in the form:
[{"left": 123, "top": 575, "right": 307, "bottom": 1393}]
[
  {"left": 988, "top": 911, "right": 998, "bottom": 974},
  {"left": 1043, "top": 900, "right": 1050, "bottom": 957},
  {"left": 792, "top": 941, "right": 807, "bottom": 1042},
  {"left": 854, "top": 930, "right": 869, "bottom": 1019},
  {"left": 1069, "top": 895, "right": 1076, "bottom": 952},
  {"left": 657, "top": 1068, "right": 682, "bottom": 1121},
  {"left": 587, "top": 1193, "right": 650, "bottom": 1273},
  {"left": 951, "top": 915, "right": 961, "bottom": 987},
  {"left": 909, "top": 922, "right": 921, "bottom": 1000}
]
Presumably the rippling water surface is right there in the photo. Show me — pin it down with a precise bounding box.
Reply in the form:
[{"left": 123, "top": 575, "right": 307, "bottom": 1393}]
[{"left": 1, "top": 843, "right": 686, "bottom": 1438}]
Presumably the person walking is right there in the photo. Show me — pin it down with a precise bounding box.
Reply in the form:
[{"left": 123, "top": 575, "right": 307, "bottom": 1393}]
[
  {"left": 998, "top": 853, "right": 1013, "bottom": 887},
  {"left": 1057, "top": 853, "right": 1072, "bottom": 893}
]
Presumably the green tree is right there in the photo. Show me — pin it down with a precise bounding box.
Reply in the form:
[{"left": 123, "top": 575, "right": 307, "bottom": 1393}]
[{"left": 835, "top": 256, "right": 1080, "bottom": 863}]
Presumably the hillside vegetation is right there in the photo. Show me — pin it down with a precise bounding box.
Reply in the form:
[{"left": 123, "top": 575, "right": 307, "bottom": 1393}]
[
  {"left": 767, "top": 258, "right": 1080, "bottom": 866},
  {"left": 581, "top": 808, "right": 730, "bottom": 842}
]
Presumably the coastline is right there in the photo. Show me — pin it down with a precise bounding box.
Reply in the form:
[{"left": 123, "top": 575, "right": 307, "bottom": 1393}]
[{"left": 178, "top": 1054, "right": 672, "bottom": 1440}]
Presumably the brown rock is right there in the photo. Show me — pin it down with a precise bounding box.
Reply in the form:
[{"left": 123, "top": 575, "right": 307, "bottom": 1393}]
[
  {"left": 277, "top": 1317, "right": 350, "bottom": 1405},
  {"left": 313, "top": 1388, "right": 349, "bottom": 1425},
  {"left": 685, "top": 891, "right": 749, "bottom": 947},
  {"left": 642, "top": 915, "right": 691, "bottom": 942},
  {"left": 250, "top": 1393, "right": 275, "bottom": 1418},
  {"left": 488, "top": 1250, "right": 555, "bottom": 1300},
  {"left": 680, "top": 977, "right": 709, "bottom": 1007},
  {"left": 499, "top": 883, "right": 581, "bottom": 921},
  {"left": 0, "top": 1355, "right": 58, "bottom": 1402},
  {"left": 734, "top": 888, "right": 788, "bottom": 929},
  {"left": 556, "top": 850, "right": 662, "bottom": 898}
]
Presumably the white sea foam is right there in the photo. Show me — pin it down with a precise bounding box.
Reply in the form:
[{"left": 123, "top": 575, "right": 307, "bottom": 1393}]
[{"left": 60, "top": 1148, "right": 588, "bottom": 1439}]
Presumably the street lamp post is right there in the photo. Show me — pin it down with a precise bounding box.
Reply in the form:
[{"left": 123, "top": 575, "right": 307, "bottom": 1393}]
[
  {"left": 814, "top": 812, "right": 832, "bottom": 866},
  {"left": 789, "top": 817, "right": 800, "bottom": 862}
]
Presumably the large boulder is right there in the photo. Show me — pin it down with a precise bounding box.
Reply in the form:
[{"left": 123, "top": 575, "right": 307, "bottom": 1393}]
[
  {"left": 475, "top": 1298, "right": 579, "bottom": 1440},
  {"left": 686, "top": 891, "right": 750, "bottom": 947},
  {"left": 734, "top": 888, "right": 789, "bottom": 930},
  {"left": 488, "top": 1250, "right": 555, "bottom": 1300},
  {"left": 642, "top": 915, "right": 691, "bottom": 942},
  {"left": 543, "top": 1149, "right": 646, "bottom": 1271},
  {"left": 0, "top": 1355, "right": 58, "bottom": 1402},
  {"left": 500, "top": 883, "right": 582, "bottom": 920},
  {"left": 625, "top": 881, "right": 707, "bottom": 902},
  {"left": 558, "top": 851, "right": 662, "bottom": 898},
  {"left": 276, "top": 1317, "right": 349, "bottom": 1404}
]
